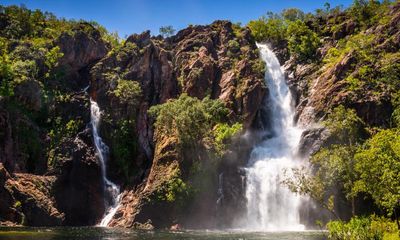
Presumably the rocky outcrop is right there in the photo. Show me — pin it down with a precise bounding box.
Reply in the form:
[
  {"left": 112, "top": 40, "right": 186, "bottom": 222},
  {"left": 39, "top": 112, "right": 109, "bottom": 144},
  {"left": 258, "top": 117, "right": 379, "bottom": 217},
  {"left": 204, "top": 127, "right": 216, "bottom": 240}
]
[
  {"left": 1, "top": 18, "right": 266, "bottom": 228},
  {"left": 0, "top": 163, "right": 64, "bottom": 226},
  {"left": 56, "top": 23, "right": 109, "bottom": 90},
  {"left": 0, "top": 102, "right": 14, "bottom": 173},
  {"left": 53, "top": 131, "right": 105, "bottom": 226},
  {"left": 298, "top": 127, "right": 330, "bottom": 157},
  {"left": 282, "top": 3, "right": 400, "bottom": 129},
  {"left": 5, "top": 174, "right": 64, "bottom": 226},
  {"left": 0, "top": 23, "right": 108, "bottom": 226},
  {"left": 88, "top": 21, "right": 266, "bottom": 228},
  {"left": 0, "top": 163, "right": 20, "bottom": 225}
]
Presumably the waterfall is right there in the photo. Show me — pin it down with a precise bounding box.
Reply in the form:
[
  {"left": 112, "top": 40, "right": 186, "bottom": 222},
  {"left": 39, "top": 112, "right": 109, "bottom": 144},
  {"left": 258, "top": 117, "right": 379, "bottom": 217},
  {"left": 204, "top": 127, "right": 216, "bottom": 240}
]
[
  {"left": 216, "top": 173, "right": 224, "bottom": 208},
  {"left": 244, "top": 44, "right": 305, "bottom": 231},
  {"left": 90, "top": 99, "right": 121, "bottom": 227}
]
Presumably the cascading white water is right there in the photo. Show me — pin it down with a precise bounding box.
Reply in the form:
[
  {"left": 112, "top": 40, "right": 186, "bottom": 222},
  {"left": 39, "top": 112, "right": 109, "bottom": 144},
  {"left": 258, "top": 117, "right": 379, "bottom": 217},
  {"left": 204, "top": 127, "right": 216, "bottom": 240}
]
[
  {"left": 90, "top": 99, "right": 121, "bottom": 227},
  {"left": 244, "top": 44, "right": 305, "bottom": 231}
]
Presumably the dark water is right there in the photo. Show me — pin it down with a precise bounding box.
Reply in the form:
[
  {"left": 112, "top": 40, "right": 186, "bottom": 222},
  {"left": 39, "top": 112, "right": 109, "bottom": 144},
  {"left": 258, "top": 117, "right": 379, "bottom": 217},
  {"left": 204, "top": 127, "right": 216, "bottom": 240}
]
[{"left": 0, "top": 227, "right": 326, "bottom": 240}]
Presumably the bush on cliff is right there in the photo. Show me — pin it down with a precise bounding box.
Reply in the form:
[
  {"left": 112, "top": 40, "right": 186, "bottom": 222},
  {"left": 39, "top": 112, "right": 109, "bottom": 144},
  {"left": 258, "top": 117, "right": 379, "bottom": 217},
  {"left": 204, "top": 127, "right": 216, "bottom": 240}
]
[
  {"left": 148, "top": 94, "right": 229, "bottom": 148},
  {"left": 286, "top": 20, "right": 321, "bottom": 61},
  {"left": 247, "top": 14, "right": 286, "bottom": 44}
]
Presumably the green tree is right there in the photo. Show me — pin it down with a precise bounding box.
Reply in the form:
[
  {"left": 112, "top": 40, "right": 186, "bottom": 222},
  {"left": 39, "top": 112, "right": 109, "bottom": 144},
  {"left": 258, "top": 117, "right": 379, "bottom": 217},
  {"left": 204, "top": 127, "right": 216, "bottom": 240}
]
[
  {"left": 0, "top": 46, "right": 14, "bottom": 97},
  {"left": 159, "top": 25, "right": 175, "bottom": 38},
  {"left": 148, "top": 94, "right": 228, "bottom": 147},
  {"left": 353, "top": 129, "right": 400, "bottom": 218},
  {"left": 284, "top": 106, "right": 364, "bottom": 217},
  {"left": 111, "top": 119, "right": 138, "bottom": 181},
  {"left": 287, "top": 20, "right": 320, "bottom": 61},
  {"left": 282, "top": 8, "right": 305, "bottom": 22},
  {"left": 247, "top": 16, "right": 286, "bottom": 44},
  {"left": 113, "top": 79, "right": 142, "bottom": 107},
  {"left": 284, "top": 144, "right": 357, "bottom": 219},
  {"left": 323, "top": 105, "right": 364, "bottom": 146}
]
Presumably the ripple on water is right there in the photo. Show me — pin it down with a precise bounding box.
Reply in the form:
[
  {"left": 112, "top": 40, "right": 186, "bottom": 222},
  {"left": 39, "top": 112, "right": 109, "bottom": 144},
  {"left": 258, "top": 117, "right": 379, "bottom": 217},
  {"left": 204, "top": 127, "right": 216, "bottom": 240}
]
[{"left": 0, "top": 227, "right": 327, "bottom": 240}]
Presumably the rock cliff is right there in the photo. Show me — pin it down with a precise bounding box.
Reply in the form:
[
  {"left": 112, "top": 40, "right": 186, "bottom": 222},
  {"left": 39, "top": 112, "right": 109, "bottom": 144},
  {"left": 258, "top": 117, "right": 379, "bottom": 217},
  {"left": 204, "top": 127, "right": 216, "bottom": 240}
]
[{"left": 1, "top": 1, "right": 399, "bottom": 229}]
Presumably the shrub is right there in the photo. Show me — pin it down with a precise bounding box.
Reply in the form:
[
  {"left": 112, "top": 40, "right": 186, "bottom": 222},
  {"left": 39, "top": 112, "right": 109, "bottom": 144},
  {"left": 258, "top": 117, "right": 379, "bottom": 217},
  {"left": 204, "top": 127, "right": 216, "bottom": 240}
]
[
  {"left": 247, "top": 17, "right": 286, "bottom": 44},
  {"left": 287, "top": 20, "right": 320, "bottom": 61},
  {"left": 159, "top": 25, "right": 175, "bottom": 38},
  {"left": 228, "top": 39, "right": 240, "bottom": 55},
  {"left": 111, "top": 119, "right": 138, "bottom": 181},
  {"left": 353, "top": 129, "right": 400, "bottom": 216},
  {"left": 113, "top": 79, "right": 142, "bottom": 107},
  {"left": 153, "top": 172, "right": 193, "bottom": 208},
  {"left": 65, "top": 119, "right": 82, "bottom": 137},
  {"left": 0, "top": 52, "right": 14, "bottom": 97},
  {"left": 214, "top": 123, "right": 242, "bottom": 154},
  {"left": 282, "top": 8, "right": 305, "bottom": 22},
  {"left": 327, "top": 216, "right": 399, "bottom": 240},
  {"left": 148, "top": 94, "right": 229, "bottom": 147}
]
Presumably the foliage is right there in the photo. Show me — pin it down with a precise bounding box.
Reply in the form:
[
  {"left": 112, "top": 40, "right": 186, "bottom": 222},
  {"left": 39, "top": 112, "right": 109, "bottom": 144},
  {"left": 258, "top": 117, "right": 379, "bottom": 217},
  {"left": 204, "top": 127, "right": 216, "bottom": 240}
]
[
  {"left": 227, "top": 39, "right": 240, "bottom": 56},
  {"left": 247, "top": 16, "right": 286, "bottom": 44},
  {"left": 214, "top": 123, "right": 242, "bottom": 145},
  {"left": 282, "top": 8, "right": 305, "bottom": 22},
  {"left": 47, "top": 117, "right": 83, "bottom": 167},
  {"left": 353, "top": 128, "right": 400, "bottom": 216},
  {"left": 159, "top": 25, "right": 175, "bottom": 38},
  {"left": 232, "top": 22, "right": 244, "bottom": 38},
  {"left": 11, "top": 59, "right": 37, "bottom": 83},
  {"left": 154, "top": 171, "right": 193, "bottom": 207},
  {"left": 110, "top": 119, "right": 138, "bottom": 181},
  {"left": 348, "top": 0, "right": 392, "bottom": 28},
  {"left": 323, "top": 105, "right": 364, "bottom": 145},
  {"left": 214, "top": 123, "right": 242, "bottom": 153},
  {"left": 115, "top": 42, "right": 139, "bottom": 62},
  {"left": 250, "top": 58, "right": 266, "bottom": 76},
  {"left": 286, "top": 20, "right": 321, "bottom": 61},
  {"left": 0, "top": 48, "right": 15, "bottom": 97},
  {"left": 391, "top": 91, "right": 400, "bottom": 127},
  {"left": 65, "top": 119, "right": 82, "bottom": 136},
  {"left": 44, "top": 46, "right": 63, "bottom": 74},
  {"left": 284, "top": 145, "right": 357, "bottom": 218},
  {"left": 112, "top": 79, "right": 142, "bottom": 107},
  {"left": 327, "top": 216, "right": 399, "bottom": 240},
  {"left": 148, "top": 94, "right": 229, "bottom": 147},
  {"left": 284, "top": 106, "right": 364, "bottom": 217}
]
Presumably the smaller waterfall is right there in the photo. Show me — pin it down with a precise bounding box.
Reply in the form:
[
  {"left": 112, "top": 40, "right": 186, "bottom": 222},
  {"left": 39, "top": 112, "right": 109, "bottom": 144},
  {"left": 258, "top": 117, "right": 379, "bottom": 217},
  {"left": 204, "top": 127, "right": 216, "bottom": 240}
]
[
  {"left": 216, "top": 173, "right": 224, "bottom": 207},
  {"left": 90, "top": 99, "right": 121, "bottom": 227}
]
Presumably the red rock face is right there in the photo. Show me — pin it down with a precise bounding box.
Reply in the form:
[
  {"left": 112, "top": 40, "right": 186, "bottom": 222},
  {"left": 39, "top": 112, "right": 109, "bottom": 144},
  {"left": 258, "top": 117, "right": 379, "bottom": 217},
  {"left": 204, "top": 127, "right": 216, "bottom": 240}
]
[
  {"left": 89, "top": 20, "right": 266, "bottom": 228},
  {"left": 0, "top": 23, "right": 109, "bottom": 226},
  {"left": 1, "top": 19, "right": 266, "bottom": 228}
]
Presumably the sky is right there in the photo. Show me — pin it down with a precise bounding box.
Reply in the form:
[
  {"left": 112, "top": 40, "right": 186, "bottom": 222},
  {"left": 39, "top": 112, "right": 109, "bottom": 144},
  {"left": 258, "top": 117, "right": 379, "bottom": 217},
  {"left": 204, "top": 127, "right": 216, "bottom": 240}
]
[{"left": 2, "top": 0, "right": 354, "bottom": 38}]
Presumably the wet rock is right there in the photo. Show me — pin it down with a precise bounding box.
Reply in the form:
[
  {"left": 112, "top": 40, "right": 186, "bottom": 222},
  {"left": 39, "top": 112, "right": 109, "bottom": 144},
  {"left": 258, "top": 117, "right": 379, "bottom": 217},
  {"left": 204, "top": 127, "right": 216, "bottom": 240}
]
[{"left": 132, "top": 219, "right": 154, "bottom": 230}]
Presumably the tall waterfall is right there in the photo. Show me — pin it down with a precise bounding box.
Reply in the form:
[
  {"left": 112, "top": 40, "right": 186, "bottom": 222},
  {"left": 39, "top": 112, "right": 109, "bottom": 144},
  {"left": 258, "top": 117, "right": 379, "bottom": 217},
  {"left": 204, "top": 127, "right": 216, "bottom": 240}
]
[
  {"left": 90, "top": 99, "right": 121, "bottom": 227},
  {"left": 244, "top": 44, "right": 305, "bottom": 231}
]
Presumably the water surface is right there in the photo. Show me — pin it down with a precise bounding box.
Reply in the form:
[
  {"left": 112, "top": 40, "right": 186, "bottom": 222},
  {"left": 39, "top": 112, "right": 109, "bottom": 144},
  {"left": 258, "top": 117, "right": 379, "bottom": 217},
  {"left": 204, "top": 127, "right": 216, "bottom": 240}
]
[{"left": 0, "top": 227, "right": 326, "bottom": 240}]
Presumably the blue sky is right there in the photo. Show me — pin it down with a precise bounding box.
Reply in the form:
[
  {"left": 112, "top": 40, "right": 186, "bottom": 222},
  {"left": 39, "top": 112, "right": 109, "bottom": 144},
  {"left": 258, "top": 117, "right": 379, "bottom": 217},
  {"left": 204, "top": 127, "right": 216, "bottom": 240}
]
[{"left": 2, "top": 0, "right": 353, "bottom": 38}]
